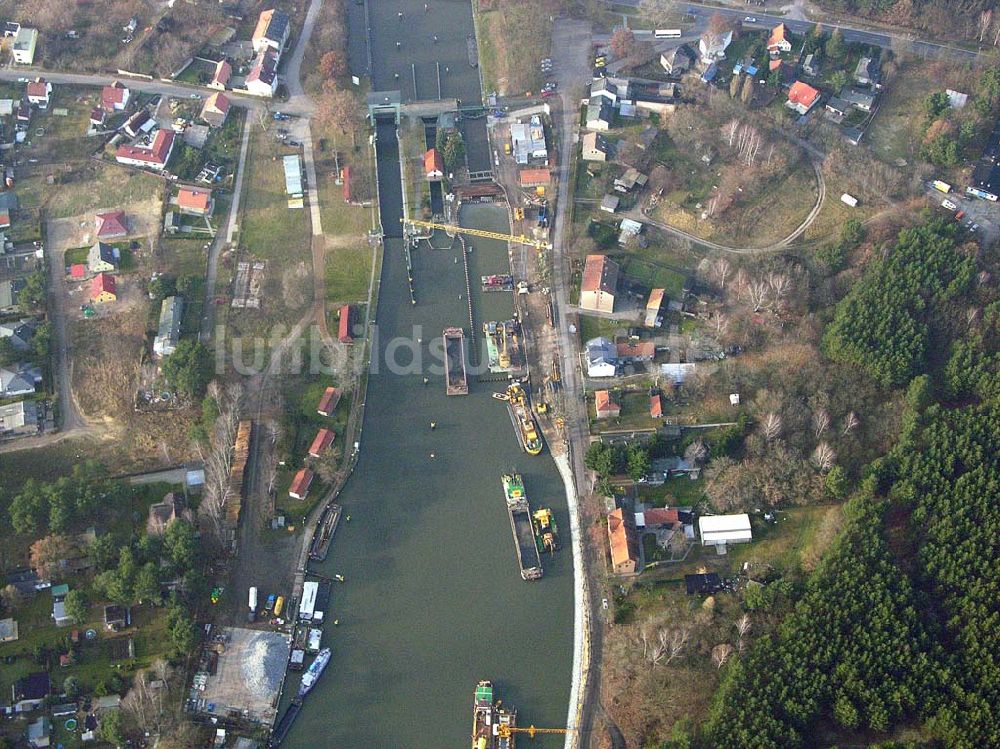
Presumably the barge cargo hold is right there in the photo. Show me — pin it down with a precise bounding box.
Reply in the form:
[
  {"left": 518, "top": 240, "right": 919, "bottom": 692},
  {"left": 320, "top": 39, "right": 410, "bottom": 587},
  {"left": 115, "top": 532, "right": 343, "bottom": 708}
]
[
  {"left": 505, "top": 382, "right": 543, "bottom": 455},
  {"left": 309, "top": 503, "right": 343, "bottom": 562},
  {"left": 502, "top": 473, "right": 543, "bottom": 581},
  {"left": 444, "top": 327, "right": 470, "bottom": 396}
]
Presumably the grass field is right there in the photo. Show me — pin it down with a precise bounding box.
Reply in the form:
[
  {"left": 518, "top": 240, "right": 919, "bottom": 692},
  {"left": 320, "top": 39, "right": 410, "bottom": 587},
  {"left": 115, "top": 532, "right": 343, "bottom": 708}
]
[
  {"left": 238, "top": 125, "right": 311, "bottom": 261},
  {"left": 17, "top": 165, "right": 164, "bottom": 222}
]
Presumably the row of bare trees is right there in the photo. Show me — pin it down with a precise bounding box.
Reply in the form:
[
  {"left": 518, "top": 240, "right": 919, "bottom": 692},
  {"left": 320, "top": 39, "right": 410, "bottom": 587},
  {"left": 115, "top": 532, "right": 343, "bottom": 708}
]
[{"left": 197, "top": 381, "right": 243, "bottom": 545}]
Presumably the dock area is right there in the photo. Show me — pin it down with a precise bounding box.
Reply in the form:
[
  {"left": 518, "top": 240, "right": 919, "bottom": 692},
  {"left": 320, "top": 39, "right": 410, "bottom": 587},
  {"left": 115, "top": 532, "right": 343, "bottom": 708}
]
[{"left": 444, "top": 327, "right": 469, "bottom": 395}]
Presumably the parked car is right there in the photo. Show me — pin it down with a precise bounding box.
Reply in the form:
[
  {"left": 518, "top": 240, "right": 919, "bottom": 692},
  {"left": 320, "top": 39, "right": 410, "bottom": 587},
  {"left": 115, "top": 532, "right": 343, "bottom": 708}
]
[{"left": 744, "top": 16, "right": 758, "bottom": 23}]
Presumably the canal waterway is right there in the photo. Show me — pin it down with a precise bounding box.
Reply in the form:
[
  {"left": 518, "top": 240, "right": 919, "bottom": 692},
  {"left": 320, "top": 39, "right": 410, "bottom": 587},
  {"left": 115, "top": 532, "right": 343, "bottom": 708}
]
[{"left": 281, "top": 1, "right": 574, "bottom": 746}]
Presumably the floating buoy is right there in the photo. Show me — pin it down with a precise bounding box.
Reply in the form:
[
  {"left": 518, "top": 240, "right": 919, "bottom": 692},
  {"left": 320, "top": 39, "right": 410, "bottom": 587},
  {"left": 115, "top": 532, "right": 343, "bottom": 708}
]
[
  {"left": 346, "top": 515, "right": 351, "bottom": 521},
  {"left": 430, "top": 453, "right": 436, "bottom": 459},
  {"left": 430, "top": 421, "right": 437, "bottom": 429},
  {"left": 334, "top": 619, "right": 340, "bottom": 626},
  {"left": 335, "top": 574, "right": 345, "bottom": 582},
  {"left": 423, "top": 377, "right": 429, "bottom": 385}
]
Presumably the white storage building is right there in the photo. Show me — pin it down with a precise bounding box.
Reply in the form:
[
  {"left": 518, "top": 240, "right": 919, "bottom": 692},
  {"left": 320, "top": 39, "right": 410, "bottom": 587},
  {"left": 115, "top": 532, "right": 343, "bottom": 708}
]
[{"left": 698, "top": 513, "right": 752, "bottom": 547}]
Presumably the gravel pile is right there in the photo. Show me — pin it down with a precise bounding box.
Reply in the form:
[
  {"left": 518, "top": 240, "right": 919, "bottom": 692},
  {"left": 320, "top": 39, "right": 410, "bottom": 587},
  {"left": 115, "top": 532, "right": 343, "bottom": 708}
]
[{"left": 242, "top": 633, "right": 287, "bottom": 699}]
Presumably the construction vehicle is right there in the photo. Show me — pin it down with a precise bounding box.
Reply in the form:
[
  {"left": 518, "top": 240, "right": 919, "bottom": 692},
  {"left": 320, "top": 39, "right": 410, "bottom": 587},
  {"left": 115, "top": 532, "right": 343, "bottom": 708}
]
[
  {"left": 401, "top": 217, "right": 551, "bottom": 250},
  {"left": 513, "top": 207, "right": 524, "bottom": 220},
  {"left": 274, "top": 595, "right": 285, "bottom": 617},
  {"left": 532, "top": 507, "right": 559, "bottom": 553}
]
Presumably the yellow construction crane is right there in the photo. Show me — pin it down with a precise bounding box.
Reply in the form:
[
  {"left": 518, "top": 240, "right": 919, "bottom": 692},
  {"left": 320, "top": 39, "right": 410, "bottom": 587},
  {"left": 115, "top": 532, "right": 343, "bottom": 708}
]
[
  {"left": 400, "top": 217, "right": 551, "bottom": 250},
  {"left": 497, "top": 724, "right": 571, "bottom": 739}
]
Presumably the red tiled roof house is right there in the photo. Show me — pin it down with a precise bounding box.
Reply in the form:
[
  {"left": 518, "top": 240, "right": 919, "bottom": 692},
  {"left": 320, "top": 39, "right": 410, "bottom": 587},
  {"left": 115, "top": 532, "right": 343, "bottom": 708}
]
[
  {"left": 176, "top": 186, "right": 214, "bottom": 216},
  {"left": 786, "top": 81, "right": 821, "bottom": 115},
  {"left": 91, "top": 273, "right": 116, "bottom": 303},
  {"left": 115, "top": 128, "right": 175, "bottom": 171},
  {"left": 594, "top": 390, "right": 621, "bottom": 419},
  {"left": 102, "top": 81, "right": 130, "bottom": 112},
  {"left": 95, "top": 210, "right": 128, "bottom": 239},
  {"left": 338, "top": 304, "right": 353, "bottom": 344},
  {"left": 289, "top": 468, "right": 314, "bottom": 500},
  {"left": 308, "top": 428, "right": 336, "bottom": 458},
  {"left": 424, "top": 148, "right": 444, "bottom": 181},
  {"left": 200, "top": 92, "right": 230, "bottom": 128},
  {"left": 209, "top": 60, "right": 232, "bottom": 91},
  {"left": 317, "top": 386, "right": 342, "bottom": 416}
]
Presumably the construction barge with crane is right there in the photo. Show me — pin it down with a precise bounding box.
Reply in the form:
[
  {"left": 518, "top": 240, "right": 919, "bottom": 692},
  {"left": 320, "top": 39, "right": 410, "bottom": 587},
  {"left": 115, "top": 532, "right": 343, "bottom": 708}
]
[
  {"left": 483, "top": 319, "right": 526, "bottom": 375},
  {"left": 502, "top": 473, "right": 543, "bottom": 581},
  {"left": 444, "top": 327, "right": 470, "bottom": 395},
  {"left": 494, "top": 381, "right": 543, "bottom": 455},
  {"left": 472, "top": 680, "right": 570, "bottom": 748}
]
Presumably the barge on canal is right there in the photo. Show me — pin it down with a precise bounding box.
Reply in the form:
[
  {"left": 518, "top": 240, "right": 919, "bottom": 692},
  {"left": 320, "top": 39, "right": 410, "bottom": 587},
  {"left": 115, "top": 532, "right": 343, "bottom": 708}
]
[
  {"left": 309, "top": 503, "right": 343, "bottom": 562},
  {"left": 501, "top": 473, "right": 543, "bottom": 581},
  {"left": 444, "top": 327, "right": 469, "bottom": 395}
]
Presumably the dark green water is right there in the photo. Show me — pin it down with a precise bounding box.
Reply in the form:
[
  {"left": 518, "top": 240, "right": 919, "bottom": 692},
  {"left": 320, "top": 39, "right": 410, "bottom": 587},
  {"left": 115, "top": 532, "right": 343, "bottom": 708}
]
[{"left": 281, "top": 4, "right": 574, "bottom": 741}]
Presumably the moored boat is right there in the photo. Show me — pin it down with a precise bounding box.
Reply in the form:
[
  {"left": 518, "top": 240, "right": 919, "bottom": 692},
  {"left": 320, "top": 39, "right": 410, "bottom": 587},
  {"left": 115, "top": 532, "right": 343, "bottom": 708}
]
[{"left": 298, "top": 647, "right": 331, "bottom": 697}]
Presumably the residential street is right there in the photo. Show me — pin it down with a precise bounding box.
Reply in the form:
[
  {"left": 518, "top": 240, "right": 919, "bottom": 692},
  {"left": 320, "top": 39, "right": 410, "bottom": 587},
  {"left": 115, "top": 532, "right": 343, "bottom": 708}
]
[{"left": 607, "top": 0, "right": 994, "bottom": 64}]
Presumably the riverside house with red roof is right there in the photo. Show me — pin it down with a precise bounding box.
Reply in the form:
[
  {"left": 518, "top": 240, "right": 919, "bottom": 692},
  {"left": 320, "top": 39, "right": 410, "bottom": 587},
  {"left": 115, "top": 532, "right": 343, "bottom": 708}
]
[
  {"left": 424, "top": 148, "right": 444, "bottom": 181},
  {"left": 95, "top": 211, "right": 128, "bottom": 239},
  {"left": 607, "top": 508, "right": 640, "bottom": 575},
  {"left": 289, "top": 468, "right": 314, "bottom": 500},
  {"left": 338, "top": 305, "right": 353, "bottom": 343},
  {"left": 316, "top": 386, "right": 341, "bottom": 416},
  {"left": 786, "top": 81, "right": 821, "bottom": 116},
  {"left": 101, "top": 81, "right": 130, "bottom": 112},
  {"left": 91, "top": 273, "right": 116, "bottom": 303},
  {"left": 116, "top": 129, "right": 175, "bottom": 171},
  {"left": 308, "top": 428, "right": 336, "bottom": 458}
]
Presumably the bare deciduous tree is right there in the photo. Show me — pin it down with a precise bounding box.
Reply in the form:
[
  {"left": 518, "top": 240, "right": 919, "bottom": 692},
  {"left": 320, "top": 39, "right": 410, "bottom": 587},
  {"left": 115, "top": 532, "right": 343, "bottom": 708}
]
[
  {"left": 762, "top": 412, "right": 782, "bottom": 441},
  {"left": 711, "top": 257, "right": 732, "bottom": 290},
  {"left": 712, "top": 643, "right": 735, "bottom": 669},
  {"left": 842, "top": 411, "right": 859, "bottom": 436},
  {"left": 736, "top": 613, "right": 752, "bottom": 652},
  {"left": 812, "top": 408, "right": 830, "bottom": 439},
  {"left": 684, "top": 440, "right": 708, "bottom": 465},
  {"left": 811, "top": 442, "right": 836, "bottom": 472},
  {"left": 640, "top": 622, "right": 691, "bottom": 667}
]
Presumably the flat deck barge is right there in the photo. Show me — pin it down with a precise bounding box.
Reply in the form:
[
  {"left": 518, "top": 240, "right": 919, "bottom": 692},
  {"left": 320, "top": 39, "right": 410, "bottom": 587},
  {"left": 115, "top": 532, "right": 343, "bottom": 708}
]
[
  {"left": 309, "top": 503, "right": 343, "bottom": 562},
  {"left": 268, "top": 698, "right": 301, "bottom": 749},
  {"left": 502, "top": 474, "right": 543, "bottom": 581},
  {"left": 444, "top": 327, "right": 469, "bottom": 395}
]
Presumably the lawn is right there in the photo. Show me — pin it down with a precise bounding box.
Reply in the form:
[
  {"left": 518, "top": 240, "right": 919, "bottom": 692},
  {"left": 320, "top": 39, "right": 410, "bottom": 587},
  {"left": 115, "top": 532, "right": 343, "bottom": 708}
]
[
  {"left": 474, "top": 1, "right": 552, "bottom": 96},
  {"left": 310, "top": 117, "right": 376, "bottom": 304},
  {"left": 238, "top": 124, "right": 311, "bottom": 260}
]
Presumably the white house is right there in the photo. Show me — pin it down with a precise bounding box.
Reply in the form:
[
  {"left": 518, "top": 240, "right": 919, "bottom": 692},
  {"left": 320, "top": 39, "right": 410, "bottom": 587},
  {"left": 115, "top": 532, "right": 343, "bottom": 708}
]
[
  {"left": 585, "top": 337, "right": 618, "bottom": 378},
  {"left": 698, "top": 514, "right": 752, "bottom": 549},
  {"left": 11, "top": 27, "right": 37, "bottom": 65},
  {"left": 25, "top": 78, "right": 51, "bottom": 109}
]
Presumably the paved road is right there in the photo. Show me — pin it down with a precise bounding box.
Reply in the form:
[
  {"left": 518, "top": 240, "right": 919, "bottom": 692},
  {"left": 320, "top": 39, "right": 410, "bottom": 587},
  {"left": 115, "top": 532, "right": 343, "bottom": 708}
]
[
  {"left": 610, "top": 0, "right": 990, "bottom": 63},
  {"left": 550, "top": 17, "right": 613, "bottom": 749}
]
